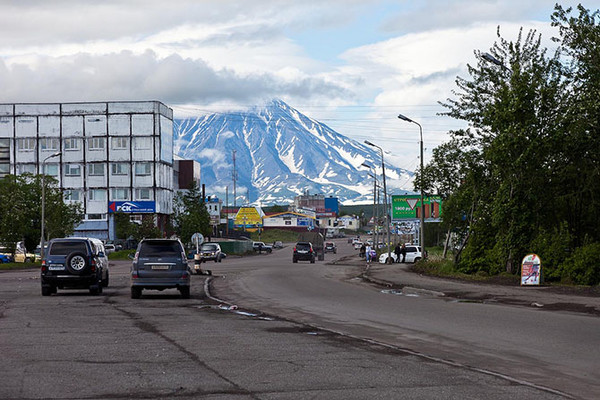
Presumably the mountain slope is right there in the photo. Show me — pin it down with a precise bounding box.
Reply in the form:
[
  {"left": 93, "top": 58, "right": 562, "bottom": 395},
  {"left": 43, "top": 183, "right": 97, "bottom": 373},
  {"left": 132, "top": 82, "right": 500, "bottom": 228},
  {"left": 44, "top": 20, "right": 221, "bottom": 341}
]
[{"left": 174, "top": 100, "right": 413, "bottom": 205}]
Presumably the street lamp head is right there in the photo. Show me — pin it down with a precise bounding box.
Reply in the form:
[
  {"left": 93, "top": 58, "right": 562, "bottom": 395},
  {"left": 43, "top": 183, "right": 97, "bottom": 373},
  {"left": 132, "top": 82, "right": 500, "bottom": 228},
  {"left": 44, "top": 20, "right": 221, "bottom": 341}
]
[
  {"left": 361, "top": 162, "right": 372, "bottom": 169},
  {"left": 482, "top": 52, "right": 503, "bottom": 67},
  {"left": 364, "top": 140, "right": 375, "bottom": 147},
  {"left": 397, "top": 113, "right": 413, "bottom": 123}
]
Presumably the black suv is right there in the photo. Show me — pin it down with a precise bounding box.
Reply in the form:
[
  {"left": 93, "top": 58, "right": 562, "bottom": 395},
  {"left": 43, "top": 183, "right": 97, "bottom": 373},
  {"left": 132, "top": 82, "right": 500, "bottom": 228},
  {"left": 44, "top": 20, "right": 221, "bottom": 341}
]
[
  {"left": 41, "top": 238, "right": 109, "bottom": 296},
  {"left": 131, "top": 238, "right": 190, "bottom": 299},
  {"left": 293, "top": 242, "right": 315, "bottom": 263}
]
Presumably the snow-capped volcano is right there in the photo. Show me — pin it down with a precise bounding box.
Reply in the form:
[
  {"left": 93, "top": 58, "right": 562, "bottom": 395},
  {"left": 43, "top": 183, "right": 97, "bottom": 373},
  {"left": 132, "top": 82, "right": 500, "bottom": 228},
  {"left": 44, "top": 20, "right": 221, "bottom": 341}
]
[{"left": 174, "top": 99, "right": 413, "bottom": 205}]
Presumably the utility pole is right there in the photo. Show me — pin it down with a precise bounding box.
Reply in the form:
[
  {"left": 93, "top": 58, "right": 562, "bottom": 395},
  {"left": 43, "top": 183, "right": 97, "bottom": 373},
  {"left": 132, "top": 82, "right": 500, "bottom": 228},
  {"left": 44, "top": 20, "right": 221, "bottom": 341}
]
[{"left": 232, "top": 150, "right": 237, "bottom": 208}]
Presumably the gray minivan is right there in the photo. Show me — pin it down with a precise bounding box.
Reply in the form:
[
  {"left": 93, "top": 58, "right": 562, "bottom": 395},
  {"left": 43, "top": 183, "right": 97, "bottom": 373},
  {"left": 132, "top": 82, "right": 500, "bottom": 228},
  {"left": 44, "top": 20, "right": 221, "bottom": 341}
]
[{"left": 130, "top": 238, "right": 190, "bottom": 299}]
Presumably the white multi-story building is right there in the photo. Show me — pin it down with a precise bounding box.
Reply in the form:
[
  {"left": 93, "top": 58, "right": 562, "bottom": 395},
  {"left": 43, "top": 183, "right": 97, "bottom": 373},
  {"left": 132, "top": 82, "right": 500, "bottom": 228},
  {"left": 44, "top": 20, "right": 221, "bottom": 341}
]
[{"left": 0, "top": 101, "right": 175, "bottom": 240}]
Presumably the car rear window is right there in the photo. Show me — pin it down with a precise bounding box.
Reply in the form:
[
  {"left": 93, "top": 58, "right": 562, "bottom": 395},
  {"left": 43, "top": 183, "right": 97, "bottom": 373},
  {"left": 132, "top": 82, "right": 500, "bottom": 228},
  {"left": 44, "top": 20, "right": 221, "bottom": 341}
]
[
  {"left": 406, "top": 247, "right": 418, "bottom": 253},
  {"left": 296, "top": 243, "right": 311, "bottom": 250},
  {"left": 49, "top": 242, "right": 88, "bottom": 256},
  {"left": 139, "top": 241, "right": 182, "bottom": 257}
]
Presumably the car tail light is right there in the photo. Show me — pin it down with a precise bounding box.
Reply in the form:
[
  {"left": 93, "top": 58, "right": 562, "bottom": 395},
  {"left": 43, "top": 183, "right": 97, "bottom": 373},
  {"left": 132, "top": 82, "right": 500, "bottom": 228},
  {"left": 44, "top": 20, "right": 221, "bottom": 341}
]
[
  {"left": 131, "top": 271, "right": 138, "bottom": 279},
  {"left": 293, "top": 247, "right": 297, "bottom": 252},
  {"left": 182, "top": 271, "right": 189, "bottom": 279}
]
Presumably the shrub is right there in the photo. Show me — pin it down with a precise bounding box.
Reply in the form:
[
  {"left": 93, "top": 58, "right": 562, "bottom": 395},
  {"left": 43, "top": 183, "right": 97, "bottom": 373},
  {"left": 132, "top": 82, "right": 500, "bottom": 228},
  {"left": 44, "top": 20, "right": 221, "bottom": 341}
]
[{"left": 558, "top": 242, "right": 600, "bottom": 285}]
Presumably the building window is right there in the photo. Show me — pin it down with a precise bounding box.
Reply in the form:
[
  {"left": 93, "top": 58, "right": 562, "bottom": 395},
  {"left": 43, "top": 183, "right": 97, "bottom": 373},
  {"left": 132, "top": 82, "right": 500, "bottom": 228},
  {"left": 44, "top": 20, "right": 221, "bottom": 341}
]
[
  {"left": 40, "top": 138, "right": 59, "bottom": 151},
  {"left": 64, "top": 138, "right": 81, "bottom": 151},
  {"left": 44, "top": 164, "right": 59, "bottom": 176},
  {"left": 111, "top": 137, "right": 128, "bottom": 150},
  {"left": 86, "top": 213, "right": 106, "bottom": 220},
  {"left": 136, "top": 188, "right": 151, "bottom": 200},
  {"left": 88, "top": 189, "right": 106, "bottom": 201},
  {"left": 18, "top": 164, "right": 36, "bottom": 174},
  {"left": 88, "top": 163, "right": 105, "bottom": 176},
  {"left": 111, "top": 163, "right": 129, "bottom": 176},
  {"left": 134, "top": 137, "right": 152, "bottom": 150},
  {"left": 64, "top": 190, "right": 81, "bottom": 201},
  {"left": 135, "top": 162, "right": 151, "bottom": 176},
  {"left": 17, "top": 138, "right": 36, "bottom": 151},
  {"left": 88, "top": 137, "right": 105, "bottom": 150},
  {"left": 64, "top": 164, "right": 81, "bottom": 176},
  {"left": 111, "top": 188, "right": 129, "bottom": 200}
]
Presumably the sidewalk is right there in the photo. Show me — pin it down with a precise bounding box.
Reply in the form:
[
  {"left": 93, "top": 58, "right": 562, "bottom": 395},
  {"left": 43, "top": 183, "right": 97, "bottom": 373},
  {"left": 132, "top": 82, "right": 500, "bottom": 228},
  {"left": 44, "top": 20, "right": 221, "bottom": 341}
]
[{"left": 339, "top": 255, "right": 600, "bottom": 316}]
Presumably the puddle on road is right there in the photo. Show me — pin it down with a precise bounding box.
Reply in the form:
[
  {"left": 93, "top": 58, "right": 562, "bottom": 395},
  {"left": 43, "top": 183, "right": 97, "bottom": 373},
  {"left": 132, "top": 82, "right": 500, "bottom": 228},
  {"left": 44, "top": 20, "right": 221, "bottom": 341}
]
[{"left": 380, "top": 289, "right": 419, "bottom": 297}]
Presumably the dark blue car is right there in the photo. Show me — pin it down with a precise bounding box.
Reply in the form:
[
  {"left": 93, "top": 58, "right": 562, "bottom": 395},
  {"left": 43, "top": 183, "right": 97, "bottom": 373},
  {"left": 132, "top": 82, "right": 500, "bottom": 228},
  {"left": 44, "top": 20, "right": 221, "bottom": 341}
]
[{"left": 0, "top": 253, "right": 13, "bottom": 263}]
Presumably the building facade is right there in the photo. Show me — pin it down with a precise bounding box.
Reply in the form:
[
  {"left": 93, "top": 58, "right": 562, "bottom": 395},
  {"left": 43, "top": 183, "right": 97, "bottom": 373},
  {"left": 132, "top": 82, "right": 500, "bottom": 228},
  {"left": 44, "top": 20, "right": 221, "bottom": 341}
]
[{"left": 0, "top": 101, "right": 174, "bottom": 240}]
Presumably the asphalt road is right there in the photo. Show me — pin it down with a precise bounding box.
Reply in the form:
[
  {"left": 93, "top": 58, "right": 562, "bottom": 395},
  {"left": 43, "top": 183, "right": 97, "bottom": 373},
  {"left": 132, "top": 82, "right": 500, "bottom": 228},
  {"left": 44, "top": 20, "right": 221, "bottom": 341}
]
[
  {"left": 210, "top": 239, "right": 600, "bottom": 399},
  {"left": 0, "top": 246, "right": 587, "bottom": 399}
]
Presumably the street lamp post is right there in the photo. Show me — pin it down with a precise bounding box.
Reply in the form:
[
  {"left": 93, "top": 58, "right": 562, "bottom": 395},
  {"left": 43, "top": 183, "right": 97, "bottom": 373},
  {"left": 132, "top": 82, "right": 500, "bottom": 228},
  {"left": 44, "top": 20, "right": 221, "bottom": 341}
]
[
  {"left": 361, "top": 162, "right": 377, "bottom": 246},
  {"left": 364, "top": 141, "right": 391, "bottom": 263},
  {"left": 40, "top": 151, "right": 61, "bottom": 260},
  {"left": 397, "top": 113, "right": 425, "bottom": 257}
]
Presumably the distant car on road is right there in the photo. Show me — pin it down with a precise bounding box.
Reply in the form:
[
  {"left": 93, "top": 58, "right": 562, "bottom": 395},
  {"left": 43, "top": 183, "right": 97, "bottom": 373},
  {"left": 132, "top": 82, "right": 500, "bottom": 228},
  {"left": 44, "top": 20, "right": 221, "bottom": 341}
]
[
  {"left": 273, "top": 241, "right": 284, "bottom": 249},
  {"left": 324, "top": 242, "right": 337, "bottom": 254},
  {"left": 253, "top": 241, "right": 272, "bottom": 253},
  {"left": 379, "top": 245, "right": 424, "bottom": 264},
  {"left": 199, "top": 242, "right": 224, "bottom": 262},
  {"left": 293, "top": 242, "right": 315, "bottom": 263},
  {"left": 104, "top": 244, "right": 116, "bottom": 254},
  {"left": 0, "top": 253, "right": 13, "bottom": 263}
]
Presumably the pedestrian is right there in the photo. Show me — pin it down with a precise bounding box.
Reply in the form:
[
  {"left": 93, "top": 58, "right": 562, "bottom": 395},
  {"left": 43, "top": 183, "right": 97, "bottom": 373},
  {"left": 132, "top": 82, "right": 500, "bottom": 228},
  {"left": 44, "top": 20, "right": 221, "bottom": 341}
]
[
  {"left": 400, "top": 243, "right": 407, "bottom": 263},
  {"left": 365, "top": 243, "right": 372, "bottom": 264},
  {"left": 394, "top": 244, "right": 401, "bottom": 263},
  {"left": 359, "top": 243, "right": 366, "bottom": 259}
]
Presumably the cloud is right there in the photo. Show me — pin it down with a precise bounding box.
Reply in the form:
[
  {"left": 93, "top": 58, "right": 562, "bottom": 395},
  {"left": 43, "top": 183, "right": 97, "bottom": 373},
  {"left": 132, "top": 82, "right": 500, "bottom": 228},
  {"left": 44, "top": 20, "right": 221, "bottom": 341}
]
[{"left": 0, "top": 50, "right": 352, "bottom": 104}]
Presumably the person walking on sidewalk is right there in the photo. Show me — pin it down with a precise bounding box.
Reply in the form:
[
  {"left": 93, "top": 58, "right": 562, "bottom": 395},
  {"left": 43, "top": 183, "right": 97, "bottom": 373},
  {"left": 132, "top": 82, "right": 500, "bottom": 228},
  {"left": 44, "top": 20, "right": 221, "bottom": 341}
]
[
  {"left": 400, "top": 243, "right": 407, "bottom": 263},
  {"left": 394, "top": 244, "right": 401, "bottom": 263},
  {"left": 365, "top": 243, "right": 373, "bottom": 265}
]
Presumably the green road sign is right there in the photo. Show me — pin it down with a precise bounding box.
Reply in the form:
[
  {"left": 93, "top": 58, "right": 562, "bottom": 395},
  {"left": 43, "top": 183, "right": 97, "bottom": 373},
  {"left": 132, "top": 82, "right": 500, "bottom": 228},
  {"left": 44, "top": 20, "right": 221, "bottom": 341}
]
[{"left": 392, "top": 195, "right": 442, "bottom": 220}]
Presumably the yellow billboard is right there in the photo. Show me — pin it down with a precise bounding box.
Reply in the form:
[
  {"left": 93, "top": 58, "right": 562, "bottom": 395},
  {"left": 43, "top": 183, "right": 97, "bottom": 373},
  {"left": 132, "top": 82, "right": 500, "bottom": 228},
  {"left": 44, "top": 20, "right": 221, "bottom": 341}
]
[{"left": 234, "top": 207, "right": 264, "bottom": 228}]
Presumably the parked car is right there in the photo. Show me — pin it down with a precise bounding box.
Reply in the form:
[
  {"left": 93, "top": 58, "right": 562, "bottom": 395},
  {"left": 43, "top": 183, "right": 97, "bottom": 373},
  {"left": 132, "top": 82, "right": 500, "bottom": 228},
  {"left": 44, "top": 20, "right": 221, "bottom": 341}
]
[
  {"left": 130, "top": 238, "right": 190, "bottom": 299},
  {"left": 40, "top": 237, "right": 109, "bottom": 296},
  {"left": 324, "top": 242, "right": 337, "bottom": 254},
  {"left": 353, "top": 241, "right": 363, "bottom": 250},
  {"left": 273, "top": 241, "right": 284, "bottom": 249},
  {"left": 252, "top": 241, "right": 273, "bottom": 253},
  {"left": 293, "top": 242, "right": 315, "bottom": 263},
  {"left": 199, "top": 242, "right": 223, "bottom": 263},
  {"left": 0, "top": 253, "right": 13, "bottom": 263},
  {"left": 104, "top": 244, "right": 116, "bottom": 254},
  {"left": 379, "top": 245, "right": 424, "bottom": 264}
]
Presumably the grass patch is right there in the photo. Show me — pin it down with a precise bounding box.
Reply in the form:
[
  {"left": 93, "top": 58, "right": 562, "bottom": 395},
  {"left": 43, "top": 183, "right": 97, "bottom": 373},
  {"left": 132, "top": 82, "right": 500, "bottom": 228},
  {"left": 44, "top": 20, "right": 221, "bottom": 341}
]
[
  {"left": 413, "top": 256, "right": 520, "bottom": 285},
  {"left": 248, "top": 229, "right": 300, "bottom": 243},
  {"left": 108, "top": 249, "right": 136, "bottom": 260},
  {"left": 0, "top": 262, "right": 39, "bottom": 271}
]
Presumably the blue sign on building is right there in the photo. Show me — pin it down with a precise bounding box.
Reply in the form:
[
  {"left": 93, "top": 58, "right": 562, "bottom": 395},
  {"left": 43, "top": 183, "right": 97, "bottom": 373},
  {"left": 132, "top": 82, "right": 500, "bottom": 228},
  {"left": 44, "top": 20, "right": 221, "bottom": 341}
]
[{"left": 108, "top": 201, "right": 156, "bottom": 213}]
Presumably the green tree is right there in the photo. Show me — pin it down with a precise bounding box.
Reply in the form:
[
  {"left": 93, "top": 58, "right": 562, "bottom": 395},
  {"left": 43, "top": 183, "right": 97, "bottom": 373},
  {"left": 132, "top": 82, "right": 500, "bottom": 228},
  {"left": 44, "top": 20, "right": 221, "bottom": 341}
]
[
  {"left": 114, "top": 212, "right": 137, "bottom": 240},
  {"left": 135, "top": 215, "right": 161, "bottom": 240},
  {"left": 0, "top": 174, "right": 82, "bottom": 253},
  {"left": 173, "top": 182, "right": 211, "bottom": 244}
]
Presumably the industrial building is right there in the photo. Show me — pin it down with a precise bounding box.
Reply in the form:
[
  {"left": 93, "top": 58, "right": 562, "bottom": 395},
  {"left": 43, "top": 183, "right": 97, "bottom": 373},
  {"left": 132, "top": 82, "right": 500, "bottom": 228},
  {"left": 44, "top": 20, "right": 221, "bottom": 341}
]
[{"left": 0, "top": 101, "right": 176, "bottom": 240}]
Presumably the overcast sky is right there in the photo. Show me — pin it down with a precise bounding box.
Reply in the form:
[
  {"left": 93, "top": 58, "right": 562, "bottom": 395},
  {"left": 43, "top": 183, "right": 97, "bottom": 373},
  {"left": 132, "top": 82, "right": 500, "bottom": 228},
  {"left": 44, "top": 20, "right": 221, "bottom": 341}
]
[{"left": 0, "top": 0, "right": 586, "bottom": 171}]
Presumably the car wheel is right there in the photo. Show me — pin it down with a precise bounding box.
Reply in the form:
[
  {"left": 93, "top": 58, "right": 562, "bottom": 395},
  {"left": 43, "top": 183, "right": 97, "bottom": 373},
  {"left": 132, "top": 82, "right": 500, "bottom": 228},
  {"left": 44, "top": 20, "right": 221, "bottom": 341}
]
[
  {"left": 414, "top": 257, "right": 421, "bottom": 263},
  {"left": 293, "top": 258, "right": 298, "bottom": 263},
  {"left": 131, "top": 287, "right": 142, "bottom": 299},
  {"left": 66, "top": 252, "right": 89, "bottom": 275},
  {"left": 101, "top": 271, "right": 109, "bottom": 287},
  {"left": 180, "top": 286, "right": 190, "bottom": 299},
  {"left": 218, "top": 256, "right": 222, "bottom": 263},
  {"left": 25, "top": 257, "right": 32, "bottom": 263},
  {"left": 41, "top": 285, "right": 52, "bottom": 296},
  {"left": 89, "top": 285, "right": 100, "bottom": 295},
  {"left": 310, "top": 258, "right": 315, "bottom": 263}
]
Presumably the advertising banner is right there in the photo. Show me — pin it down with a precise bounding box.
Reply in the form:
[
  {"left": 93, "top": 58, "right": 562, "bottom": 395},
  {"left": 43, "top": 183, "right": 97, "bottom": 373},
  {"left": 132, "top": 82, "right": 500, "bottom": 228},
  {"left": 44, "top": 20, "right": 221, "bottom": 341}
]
[
  {"left": 108, "top": 201, "right": 156, "bottom": 213},
  {"left": 521, "top": 254, "right": 542, "bottom": 285},
  {"left": 391, "top": 195, "right": 442, "bottom": 221}
]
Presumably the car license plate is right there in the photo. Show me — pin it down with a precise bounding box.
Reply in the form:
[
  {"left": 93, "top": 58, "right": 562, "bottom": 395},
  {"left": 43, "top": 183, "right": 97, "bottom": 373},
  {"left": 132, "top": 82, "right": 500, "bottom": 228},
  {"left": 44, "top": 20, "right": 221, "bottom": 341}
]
[
  {"left": 151, "top": 265, "right": 170, "bottom": 270},
  {"left": 48, "top": 265, "right": 65, "bottom": 270}
]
